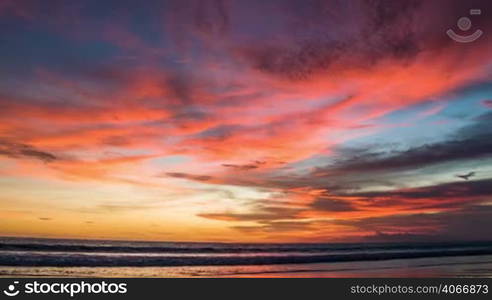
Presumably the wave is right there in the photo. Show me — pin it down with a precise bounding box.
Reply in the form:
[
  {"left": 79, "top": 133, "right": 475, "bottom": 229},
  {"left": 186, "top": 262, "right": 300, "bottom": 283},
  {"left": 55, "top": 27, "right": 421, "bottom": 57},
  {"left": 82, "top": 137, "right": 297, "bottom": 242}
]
[
  {"left": 1, "top": 239, "right": 492, "bottom": 267},
  {"left": 2, "top": 239, "right": 491, "bottom": 254}
]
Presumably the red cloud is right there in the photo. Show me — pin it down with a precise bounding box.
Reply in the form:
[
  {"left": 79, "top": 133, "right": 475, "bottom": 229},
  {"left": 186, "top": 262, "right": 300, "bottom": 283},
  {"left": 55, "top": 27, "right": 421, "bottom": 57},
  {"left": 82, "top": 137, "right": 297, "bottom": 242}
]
[{"left": 482, "top": 99, "right": 492, "bottom": 108}]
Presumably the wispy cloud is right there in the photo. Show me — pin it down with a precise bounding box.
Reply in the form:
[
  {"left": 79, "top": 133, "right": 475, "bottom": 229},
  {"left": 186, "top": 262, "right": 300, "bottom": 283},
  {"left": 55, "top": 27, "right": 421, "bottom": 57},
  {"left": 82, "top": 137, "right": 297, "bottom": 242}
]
[{"left": 0, "top": 139, "right": 58, "bottom": 163}]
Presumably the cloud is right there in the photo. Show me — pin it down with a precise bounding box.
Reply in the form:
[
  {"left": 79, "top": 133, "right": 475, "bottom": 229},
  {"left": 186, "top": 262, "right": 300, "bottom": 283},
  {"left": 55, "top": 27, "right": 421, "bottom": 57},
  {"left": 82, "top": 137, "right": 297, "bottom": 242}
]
[
  {"left": 328, "top": 135, "right": 492, "bottom": 174},
  {"left": 336, "top": 205, "right": 492, "bottom": 241},
  {"left": 356, "top": 178, "right": 491, "bottom": 198},
  {"left": 38, "top": 217, "right": 52, "bottom": 221},
  {"left": 0, "top": 139, "right": 58, "bottom": 163},
  {"left": 192, "top": 0, "right": 229, "bottom": 37},
  {"left": 164, "top": 172, "right": 212, "bottom": 182},
  {"left": 481, "top": 99, "right": 492, "bottom": 108},
  {"left": 242, "top": 7, "right": 421, "bottom": 81},
  {"left": 237, "top": 0, "right": 492, "bottom": 82},
  {"left": 222, "top": 161, "right": 265, "bottom": 171},
  {"left": 316, "top": 111, "right": 492, "bottom": 175},
  {"left": 200, "top": 178, "right": 492, "bottom": 238},
  {"left": 310, "top": 198, "right": 358, "bottom": 212},
  {"left": 96, "top": 203, "right": 155, "bottom": 212},
  {"left": 232, "top": 220, "right": 313, "bottom": 233},
  {"left": 2, "top": 0, "right": 491, "bottom": 167},
  {"left": 198, "top": 206, "right": 305, "bottom": 222},
  {"left": 18, "top": 149, "right": 57, "bottom": 163},
  {"left": 302, "top": 178, "right": 492, "bottom": 218}
]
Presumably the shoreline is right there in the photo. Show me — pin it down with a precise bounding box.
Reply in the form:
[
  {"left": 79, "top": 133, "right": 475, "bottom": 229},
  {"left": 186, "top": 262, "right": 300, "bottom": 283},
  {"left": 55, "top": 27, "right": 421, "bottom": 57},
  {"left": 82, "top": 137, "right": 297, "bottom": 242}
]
[
  {"left": 1, "top": 255, "right": 492, "bottom": 278},
  {"left": 3, "top": 248, "right": 492, "bottom": 267}
]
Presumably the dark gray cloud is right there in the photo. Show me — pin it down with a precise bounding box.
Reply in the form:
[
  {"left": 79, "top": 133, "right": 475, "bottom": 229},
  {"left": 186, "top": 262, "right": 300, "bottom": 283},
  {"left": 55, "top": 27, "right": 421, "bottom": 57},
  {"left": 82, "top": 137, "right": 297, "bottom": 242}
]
[
  {"left": 339, "top": 179, "right": 492, "bottom": 213},
  {"left": 314, "top": 112, "right": 492, "bottom": 176},
  {"left": 19, "top": 149, "right": 57, "bottom": 162},
  {"left": 236, "top": 0, "right": 492, "bottom": 82},
  {"left": 327, "top": 135, "right": 491, "bottom": 175},
  {"left": 222, "top": 161, "right": 265, "bottom": 171},
  {"left": 222, "top": 163, "right": 258, "bottom": 170},
  {"left": 199, "top": 178, "right": 491, "bottom": 237},
  {"left": 194, "top": 125, "right": 243, "bottom": 140},
  {"left": 164, "top": 172, "right": 212, "bottom": 182},
  {"left": 310, "top": 198, "right": 357, "bottom": 212},
  {"left": 193, "top": 0, "right": 229, "bottom": 37},
  {"left": 353, "top": 178, "right": 492, "bottom": 200},
  {"left": 238, "top": 0, "right": 429, "bottom": 80},
  {"left": 337, "top": 205, "right": 492, "bottom": 242},
  {"left": 101, "top": 136, "right": 131, "bottom": 147},
  {"left": 0, "top": 139, "right": 58, "bottom": 163}
]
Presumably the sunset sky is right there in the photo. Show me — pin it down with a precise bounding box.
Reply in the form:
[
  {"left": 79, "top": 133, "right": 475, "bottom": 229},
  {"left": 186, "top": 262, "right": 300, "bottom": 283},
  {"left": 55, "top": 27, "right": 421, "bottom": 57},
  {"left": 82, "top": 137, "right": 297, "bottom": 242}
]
[{"left": 0, "top": 0, "right": 491, "bottom": 243}]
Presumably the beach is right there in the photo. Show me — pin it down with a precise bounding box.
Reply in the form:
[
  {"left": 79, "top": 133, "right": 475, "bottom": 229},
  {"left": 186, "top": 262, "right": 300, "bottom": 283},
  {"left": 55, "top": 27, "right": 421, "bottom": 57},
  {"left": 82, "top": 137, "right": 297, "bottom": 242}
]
[
  {"left": 1, "top": 255, "right": 492, "bottom": 278},
  {"left": 1, "top": 238, "right": 491, "bottom": 278}
]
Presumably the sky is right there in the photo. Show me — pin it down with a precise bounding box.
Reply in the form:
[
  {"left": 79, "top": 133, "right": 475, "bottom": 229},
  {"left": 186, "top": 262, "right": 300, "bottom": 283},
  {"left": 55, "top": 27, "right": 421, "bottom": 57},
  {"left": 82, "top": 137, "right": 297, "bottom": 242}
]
[{"left": 0, "top": 0, "right": 491, "bottom": 243}]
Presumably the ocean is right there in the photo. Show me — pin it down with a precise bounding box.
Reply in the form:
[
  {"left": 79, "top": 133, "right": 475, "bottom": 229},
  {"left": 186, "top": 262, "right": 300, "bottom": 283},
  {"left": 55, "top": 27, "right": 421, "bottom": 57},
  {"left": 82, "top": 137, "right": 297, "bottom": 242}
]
[{"left": 1, "top": 237, "right": 492, "bottom": 277}]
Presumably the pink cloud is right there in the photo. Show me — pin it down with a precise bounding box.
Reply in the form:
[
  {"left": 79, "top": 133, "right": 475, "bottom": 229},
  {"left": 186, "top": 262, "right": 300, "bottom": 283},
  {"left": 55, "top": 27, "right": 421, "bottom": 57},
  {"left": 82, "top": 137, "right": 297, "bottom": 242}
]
[{"left": 482, "top": 99, "right": 492, "bottom": 108}]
